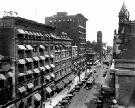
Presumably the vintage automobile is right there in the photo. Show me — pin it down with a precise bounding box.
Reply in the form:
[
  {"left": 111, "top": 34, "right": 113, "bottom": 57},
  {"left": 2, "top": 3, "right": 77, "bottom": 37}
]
[{"left": 84, "top": 77, "right": 95, "bottom": 90}]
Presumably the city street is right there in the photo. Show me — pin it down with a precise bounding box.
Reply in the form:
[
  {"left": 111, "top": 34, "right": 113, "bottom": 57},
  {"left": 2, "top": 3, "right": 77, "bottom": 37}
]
[{"left": 68, "top": 64, "right": 109, "bottom": 108}]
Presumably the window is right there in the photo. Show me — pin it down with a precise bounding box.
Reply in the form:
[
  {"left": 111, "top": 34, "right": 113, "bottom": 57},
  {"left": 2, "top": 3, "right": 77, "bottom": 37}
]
[
  {"left": 0, "top": 80, "right": 5, "bottom": 88},
  {"left": 18, "top": 50, "right": 25, "bottom": 59},
  {"left": 25, "top": 50, "right": 32, "bottom": 58},
  {"left": 33, "top": 61, "right": 38, "bottom": 68},
  {"left": 45, "top": 46, "right": 48, "bottom": 51},
  {"left": 33, "top": 45, "right": 38, "bottom": 52},
  {"left": 17, "top": 34, "right": 24, "bottom": 38},
  {"left": 34, "top": 79, "right": 39, "bottom": 87},
  {"left": 18, "top": 64, "right": 25, "bottom": 73},
  {"left": 25, "top": 63, "right": 32, "bottom": 71},
  {"left": 39, "top": 60, "right": 44, "bottom": 67},
  {"left": 50, "top": 46, "right": 53, "bottom": 50}
]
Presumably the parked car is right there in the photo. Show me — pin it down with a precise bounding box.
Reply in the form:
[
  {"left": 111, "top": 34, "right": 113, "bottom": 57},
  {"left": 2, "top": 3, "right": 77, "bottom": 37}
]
[{"left": 84, "top": 77, "right": 95, "bottom": 90}]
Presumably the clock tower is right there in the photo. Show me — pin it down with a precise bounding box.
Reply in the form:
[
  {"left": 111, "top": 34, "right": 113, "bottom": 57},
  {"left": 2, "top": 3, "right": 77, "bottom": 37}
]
[{"left": 119, "top": 2, "right": 129, "bottom": 23}]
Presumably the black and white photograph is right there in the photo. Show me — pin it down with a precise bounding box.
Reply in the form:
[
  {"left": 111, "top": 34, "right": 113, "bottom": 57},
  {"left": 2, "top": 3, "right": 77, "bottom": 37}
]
[{"left": 0, "top": 0, "right": 135, "bottom": 108}]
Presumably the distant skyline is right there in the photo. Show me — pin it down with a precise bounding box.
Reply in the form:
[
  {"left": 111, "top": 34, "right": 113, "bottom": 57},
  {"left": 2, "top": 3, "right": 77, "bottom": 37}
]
[{"left": 1, "top": 0, "right": 135, "bottom": 46}]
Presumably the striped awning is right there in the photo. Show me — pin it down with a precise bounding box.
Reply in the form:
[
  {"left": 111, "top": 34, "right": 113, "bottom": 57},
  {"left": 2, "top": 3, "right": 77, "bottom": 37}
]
[
  {"left": 27, "top": 83, "right": 34, "bottom": 89},
  {"left": 56, "top": 81, "right": 65, "bottom": 89},
  {"left": 34, "top": 93, "right": 41, "bottom": 101},
  {"left": 46, "top": 86, "right": 52, "bottom": 93},
  {"left": 50, "top": 54, "right": 54, "bottom": 58},
  {"left": 33, "top": 68, "right": 40, "bottom": 73},
  {"left": 50, "top": 64, "right": 55, "bottom": 68},
  {"left": 62, "top": 78, "right": 70, "bottom": 84},
  {"left": 40, "top": 66, "right": 46, "bottom": 71},
  {"left": 33, "top": 57, "right": 40, "bottom": 61},
  {"left": 18, "top": 73, "right": 26, "bottom": 76},
  {"left": 18, "top": 45, "right": 26, "bottom": 50},
  {"left": 39, "top": 56, "right": 45, "bottom": 60},
  {"left": 26, "top": 45, "right": 33, "bottom": 50},
  {"left": 25, "top": 58, "right": 33, "bottom": 62},
  {"left": 0, "top": 74, "right": 6, "bottom": 80},
  {"left": 18, "top": 59, "right": 26, "bottom": 64},
  {"left": 67, "top": 74, "right": 74, "bottom": 81},
  {"left": 45, "top": 65, "right": 50, "bottom": 70},
  {"left": 45, "top": 55, "right": 50, "bottom": 58},
  {"left": 46, "top": 75, "right": 51, "bottom": 80},
  {"left": 17, "top": 29, "right": 26, "bottom": 34},
  {"left": 26, "top": 70, "right": 33, "bottom": 74},
  {"left": 18, "top": 86, "right": 26, "bottom": 93},
  {"left": 7, "top": 72, "right": 14, "bottom": 77},
  {"left": 39, "top": 45, "right": 45, "bottom": 49},
  {"left": 50, "top": 73, "right": 55, "bottom": 78}
]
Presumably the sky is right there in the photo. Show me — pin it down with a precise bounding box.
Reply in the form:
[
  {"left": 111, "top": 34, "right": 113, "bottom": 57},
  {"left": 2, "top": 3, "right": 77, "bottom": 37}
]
[{"left": 0, "top": 0, "right": 135, "bottom": 46}]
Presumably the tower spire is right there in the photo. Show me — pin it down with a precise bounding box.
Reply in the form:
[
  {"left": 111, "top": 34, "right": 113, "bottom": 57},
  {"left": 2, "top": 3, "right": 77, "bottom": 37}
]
[{"left": 119, "top": 2, "right": 130, "bottom": 23}]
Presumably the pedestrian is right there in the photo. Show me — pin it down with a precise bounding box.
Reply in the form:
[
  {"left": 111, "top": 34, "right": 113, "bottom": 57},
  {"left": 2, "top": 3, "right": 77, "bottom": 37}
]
[{"left": 49, "top": 98, "right": 52, "bottom": 105}]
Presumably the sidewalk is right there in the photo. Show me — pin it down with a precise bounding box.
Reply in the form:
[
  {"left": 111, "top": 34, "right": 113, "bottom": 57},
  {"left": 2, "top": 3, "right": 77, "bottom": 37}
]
[
  {"left": 44, "top": 72, "right": 87, "bottom": 108},
  {"left": 44, "top": 78, "right": 78, "bottom": 108}
]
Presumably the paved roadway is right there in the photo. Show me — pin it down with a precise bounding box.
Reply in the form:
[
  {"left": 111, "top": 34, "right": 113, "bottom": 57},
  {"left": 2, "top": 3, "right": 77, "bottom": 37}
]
[{"left": 68, "top": 64, "right": 109, "bottom": 108}]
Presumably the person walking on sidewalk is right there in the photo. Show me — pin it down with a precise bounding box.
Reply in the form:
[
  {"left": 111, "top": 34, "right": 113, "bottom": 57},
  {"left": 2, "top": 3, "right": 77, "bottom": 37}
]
[{"left": 49, "top": 98, "right": 52, "bottom": 105}]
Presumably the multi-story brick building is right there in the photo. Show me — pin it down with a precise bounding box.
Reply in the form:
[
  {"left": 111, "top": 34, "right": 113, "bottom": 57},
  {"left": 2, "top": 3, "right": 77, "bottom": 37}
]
[
  {"left": 0, "top": 16, "right": 57, "bottom": 108},
  {"left": 45, "top": 12, "right": 87, "bottom": 81},
  {"left": 53, "top": 32, "right": 73, "bottom": 94},
  {"left": 0, "top": 16, "right": 73, "bottom": 108}
]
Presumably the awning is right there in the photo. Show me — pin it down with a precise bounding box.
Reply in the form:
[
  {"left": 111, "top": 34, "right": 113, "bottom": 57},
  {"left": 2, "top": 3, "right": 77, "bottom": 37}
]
[
  {"left": 25, "top": 58, "right": 33, "bottom": 62},
  {"left": 33, "top": 68, "right": 40, "bottom": 73},
  {"left": 39, "top": 45, "right": 45, "bottom": 49},
  {"left": 57, "top": 81, "right": 65, "bottom": 89},
  {"left": 6, "top": 104, "right": 16, "bottom": 108},
  {"left": 18, "top": 73, "right": 26, "bottom": 76},
  {"left": 7, "top": 72, "right": 14, "bottom": 77},
  {"left": 50, "top": 54, "right": 54, "bottom": 58},
  {"left": 46, "top": 86, "right": 52, "bottom": 93},
  {"left": 34, "top": 93, "right": 41, "bottom": 101},
  {"left": 18, "top": 86, "right": 26, "bottom": 93},
  {"left": 24, "top": 31, "right": 31, "bottom": 35},
  {"left": 45, "top": 65, "right": 50, "bottom": 70},
  {"left": 50, "top": 64, "right": 55, "bottom": 68},
  {"left": 26, "top": 70, "right": 33, "bottom": 74},
  {"left": 17, "top": 29, "right": 26, "bottom": 34},
  {"left": 27, "top": 83, "right": 34, "bottom": 89},
  {"left": 68, "top": 74, "right": 74, "bottom": 81},
  {"left": 46, "top": 75, "right": 51, "bottom": 80},
  {"left": 39, "top": 56, "right": 45, "bottom": 60},
  {"left": 18, "top": 45, "right": 26, "bottom": 50},
  {"left": 18, "top": 59, "right": 26, "bottom": 64},
  {"left": 0, "top": 74, "right": 6, "bottom": 80},
  {"left": 50, "top": 73, "right": 55, "bottom": 78},
  {"left": 28, "top": 31, "right": 34, "bottom": 35},
  {"left": 33, "top": 57, "right": 40, "bottom": 61},
  {"left": 40, "top": 66, "right": 46, "bottom": 71},
  {"left": 55, "top": 45, "right": 59, "bottom": 49},
  {"left": 26, "top": 45, "right": 33, "bottom": 50},
  {"left": 62, "top": 78, "right": 70, "bottom": 84},
  {"left": 45, "top": 55, "right": 50, "bottom": 58}
]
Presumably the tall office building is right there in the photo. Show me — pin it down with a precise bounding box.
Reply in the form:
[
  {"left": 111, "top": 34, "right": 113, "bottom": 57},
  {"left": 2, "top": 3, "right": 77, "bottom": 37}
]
[
  {"left": 45, "top": 12, "right": 87, "bottom": 80},
  {"left": 97, "top": 31, "right": 103, "bottom": 60}
]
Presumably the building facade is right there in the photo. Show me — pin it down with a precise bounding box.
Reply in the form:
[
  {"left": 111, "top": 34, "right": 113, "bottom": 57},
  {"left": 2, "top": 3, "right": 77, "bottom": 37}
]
[
  {"left": 53, "top": 32, "right": 73, "bottom": 95},
  {"left": 45, "top": 12, "right": 87, "bottom": 81},
  {"left": 97, "top": 31, "right": 103, "bottom": 61},
  {"left": 0, "top": 16, "right": 71, "bottom": 108},
  {"left": 112, "top": 3, "right": 135, "bottom": 106}
]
